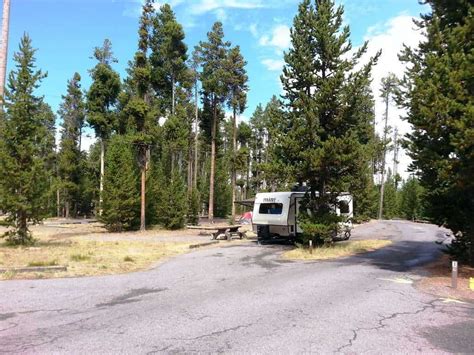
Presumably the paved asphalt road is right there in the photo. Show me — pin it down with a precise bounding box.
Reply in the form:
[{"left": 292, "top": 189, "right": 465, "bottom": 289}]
[{"left": 1, "top": 220, "right": 473, "bottom": 354}]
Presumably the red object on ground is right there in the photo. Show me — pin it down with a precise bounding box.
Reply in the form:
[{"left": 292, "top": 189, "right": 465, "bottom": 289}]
[{"left": 239, "top": 212, "right": 253, "bottom": 224}]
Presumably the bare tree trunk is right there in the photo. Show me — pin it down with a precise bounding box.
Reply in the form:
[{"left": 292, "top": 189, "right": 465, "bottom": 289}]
[
  {"left": 56, "top": 188, "right": 61, "bottom": 218},
  {"left": 171, "top": 75, "right": 175, "bottom": 116},
  {"left": 140, "top": 164, "right": 146, "bottom": 231},
  {"left": 208, "top": 101, "right": 217, "bottom": 223},
  {"left": 79, "top": 126, "right": 82, "bottom": 152},
  {"left": 246, "top": 155, "right": 250, "bottom": 199},
  {"left": 193, "top": 81, "right": 199, "bottom": 189},
  {"left": 231, "top": 107, "right": 237, "bottom": 224},
  {"left": 187, "top": 146, "right": 193, "bottom": 196},
  {"left": 378, "top": 96, "right": 389, "bottom": 220},
  {"left": 0, "top": 0, "right": 10, "bottom": 100},
  {"left": 99, "top": 139, "right": 105, "bottom": 216},
  {"left": 65, "top": 200, "right": 70, "bottom": 219}
]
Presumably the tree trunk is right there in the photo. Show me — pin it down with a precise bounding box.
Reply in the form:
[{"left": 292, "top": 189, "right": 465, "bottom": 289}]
[
  {"left": 99, "top": 138, "right": 105, "bottom": 216},
  {"left": 0, "top": 0, "right": 10, "bottom": 100},
  {"left": 79, "top": 126, "right": 82, "bottom": 152},
  {"left": 140, "top": 163, "right": 146, "bottom": 231},
  {"left": 193, "top": 81, "right": 199, "bottom": 189},
  {"left": 65, "top": 200, "right": 70, "bottom": 219},
  {"left": 171, "top": 75, "right": 175, "bottom": 116},
  {"left": 18, "top": 210, "right": 28, "bottom": 244},
  {"left": 231, "top": 107, "right": 237, "bottom": 224},
  {"left": 246, "top": 155, "right": 250, "bottom": 199},
  {"left": 56, "top": 188, "right": 60, "bottom": 218},
  {"left": 378, "top": 95, "right": 389, "bottom": 220},
  {"left": 208, "top": 101, "right": 217, "bottom": 223}
]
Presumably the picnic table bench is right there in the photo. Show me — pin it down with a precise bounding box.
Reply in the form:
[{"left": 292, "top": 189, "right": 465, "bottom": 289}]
[{"left": 187, "top": 225, "right": 244, "bottom": 240}]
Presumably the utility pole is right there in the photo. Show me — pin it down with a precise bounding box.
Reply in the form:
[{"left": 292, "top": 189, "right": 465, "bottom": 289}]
[{"left": 0, "top": 0, "right": 11, "bottom": 100}]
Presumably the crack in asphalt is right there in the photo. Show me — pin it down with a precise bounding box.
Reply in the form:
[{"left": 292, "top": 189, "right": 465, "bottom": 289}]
[
  {"left": 336, "top": 299, "right": 438, "bottom": 352},
  {"left": 0, "top": 322, "right": 18, "bottom": 332},
  {"left": 191, "top": 323, "right": 252, "bottom": 340},
  {"left": 96, "top": 288, "right": 168, "bottom": 308}
]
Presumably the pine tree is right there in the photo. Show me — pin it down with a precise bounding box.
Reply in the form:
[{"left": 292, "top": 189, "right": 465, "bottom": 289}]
[
  {"left": 399, "top": 0, "right": 473, "bottom": 264},
  {"left": 156, "top": 168, "right": 187, "bottom": 229},
  {"left": 58, "top": 73, "right": 85, "bottom": 218},
  {"left": 86, "top": 39, "right": 121, "bottom": 216},
  {"left": 225, "top": 45, "right": 248, "bottom": 222},
  {"left": 150, "top": 3, "right": 188, "bottom": 115},
  {"left": 125, "top": 0, "right": 156, "bottom": 231},
  {"left": 198, "top": 22, "right": 230, "bottom": 222},
  {"left": 101, "top": 134, "right": 140, "bottom": 232},
  {"left": 399, "top": 177, "right": 424, "bottom": 221},
  {"left": 377, "top": 73, "right": 398, "bottom": 219},
  {"left": 280, "top": 0, "right": 379, "bottom": 244},
  {"left": 0, "top": 34, "right": 51, "bottom": 245}
]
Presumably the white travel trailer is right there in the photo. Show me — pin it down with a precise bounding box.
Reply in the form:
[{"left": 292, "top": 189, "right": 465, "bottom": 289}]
[{"left": 252, "top": 191, "right": 353, "bottom": 242}]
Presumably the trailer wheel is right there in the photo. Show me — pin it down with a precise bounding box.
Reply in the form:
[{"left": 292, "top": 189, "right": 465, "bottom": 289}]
[{"left": 344, "top": 230, "right": 351, "bottom": 240}]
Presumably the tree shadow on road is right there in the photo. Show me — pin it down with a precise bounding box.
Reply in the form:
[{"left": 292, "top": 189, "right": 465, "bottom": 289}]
[{"left": 338, "top": 240, "right": 445, "bottom": 273}]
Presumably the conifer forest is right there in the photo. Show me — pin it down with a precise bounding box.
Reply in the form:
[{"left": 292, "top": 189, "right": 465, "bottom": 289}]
[{"left": 0, "top": 0, "right": 472, "bottom": 265}]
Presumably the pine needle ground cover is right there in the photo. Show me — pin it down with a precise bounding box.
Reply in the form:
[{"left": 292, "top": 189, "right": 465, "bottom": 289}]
[
  {"left": 0, "top": 223, "right": 195, "bottom": 280},
  {"left": 283, "top": 240, "right": 392, "bottom": 261}
]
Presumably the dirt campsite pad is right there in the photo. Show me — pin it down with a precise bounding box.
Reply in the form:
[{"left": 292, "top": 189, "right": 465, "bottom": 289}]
[{"left": 0, "top": 219, "right": 219, "bottom": 280}]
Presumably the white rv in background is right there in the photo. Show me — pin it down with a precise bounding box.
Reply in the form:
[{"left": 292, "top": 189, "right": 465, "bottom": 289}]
[{"left": 252, "top": 191, "right": 353, "bottom": 242}]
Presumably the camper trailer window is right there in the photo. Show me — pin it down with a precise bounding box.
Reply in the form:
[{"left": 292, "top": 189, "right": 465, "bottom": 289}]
[
  {"left": 259, "top": 203, "right": 283, "bottom": 215},
  {"left": 339, "top": 200, "right": 350, "bottom": 214}
]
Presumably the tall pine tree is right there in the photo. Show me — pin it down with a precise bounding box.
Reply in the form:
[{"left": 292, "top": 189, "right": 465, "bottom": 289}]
[
  {"left": 280, "top": 0, "right": 379, "bottom": 243},
  {"left": 58, "top": 73, "right": 85, "bottom": 218},
  {"left": 225, "top": 45, "right": 248, "bottom": 222},
  {"left": 399, "top": 0, "right": 473, "bottom": 264},
  {"left": 86, "top": 39, "right": 121, "bottom": 216},
  {"left": 198, "top": 22, "right": 230, "bottom": 222},
  {"left": 0, "top": 34, "right": 52, "bottom": 244}
]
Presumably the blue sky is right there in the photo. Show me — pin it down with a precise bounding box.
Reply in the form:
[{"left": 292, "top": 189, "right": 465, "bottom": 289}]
[{"left": 5, "top": 0, "right": 429, "bottom": 176}]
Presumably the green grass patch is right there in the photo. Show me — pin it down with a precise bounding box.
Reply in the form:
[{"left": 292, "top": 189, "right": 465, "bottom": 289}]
[
  {"left": 283, "top": 240, "right": 392, "bottom": 260},
  {"left": 70, "top": 253, "right": 91, "bottom": 262},
  {"left": 123, "top": 256, "right": 135, "bottom": 262},
  {"left": 27, "top": 260, "right": 58, "bottom": 267}
]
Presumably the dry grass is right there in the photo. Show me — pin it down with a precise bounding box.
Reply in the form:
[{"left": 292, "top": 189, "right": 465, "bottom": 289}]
[
  {"left": 0, "top": 239, "right": 193, "bottom": 280},
  {"left": 417, "top": 254, "right": 474, "bottom": 301},
  {"left": 283, "top": 240, "right": 392, "bottom": 260}
]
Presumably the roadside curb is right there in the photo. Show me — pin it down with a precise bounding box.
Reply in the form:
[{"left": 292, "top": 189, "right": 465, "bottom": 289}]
[
  {"left": 189, "top": 241, "right": 219, "bottom": 249},
  {"left": 0, "top": 266, "right": 67, "bottom": 274}
]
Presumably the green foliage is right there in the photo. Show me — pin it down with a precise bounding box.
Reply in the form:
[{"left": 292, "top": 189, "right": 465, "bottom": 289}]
[
  {"left": 101, "top": 135, "right": 140, "bottom": 232},
  {"left": 187, "top": 188, "right": 200, "bottom": 225},
  {"left": 57, "top": 73, "right": 85, "bottom": 217},
  {"left": 279, "top": 0, "right": 379, "bottom": 233},
  {"left": 0, "top": 34, "right": 52, "bottom": 245},
  {"left": 298, "top": 194, "right": 344, "bottom": 245},
  {"left": 399, "top": 0, "right": 473, "bottom": 264},
  {"left": 382, "top": 177, "right": 399, "bottom": 219},
  {"left": 86, "top": 39, "right": 121, "bottom": 140},
  {"left": 156, "top": 169, "right": 187, "bottom": 229},
  {"left": 150, "top": 3, "right": 189, "bottom": 112},
  {"left": 399, "top": 177, "right": 424, "bottom": 220},
  {"left": 214, "top": 158, "right": 232, "bottom": 218}
]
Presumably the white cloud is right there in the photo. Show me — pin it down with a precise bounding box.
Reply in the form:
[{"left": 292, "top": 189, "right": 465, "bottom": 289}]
[
  {"left": 214, "top": 8, "right": 227, "bottom": 22},
  {"left": 189, "top": 0, "right": 264, "bottom": 15},
  {"left": 261, "top": 58, "right": 284, "bottom": 71},
  {"left": 258, "top": 24, "right": 291, "bottom": 52},
  {"left": 361, "top": 14, "right": 425, "bottom": 179},
  {"left": 249, "top": 23, "right": 258, "bottom": 37}
]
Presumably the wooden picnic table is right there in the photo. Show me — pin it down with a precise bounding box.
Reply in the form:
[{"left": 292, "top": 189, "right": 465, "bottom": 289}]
[{"left": 187, "top": 224, "right": 244, "bottom": 240}]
